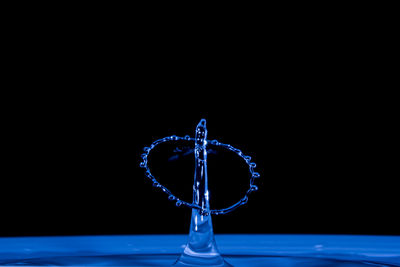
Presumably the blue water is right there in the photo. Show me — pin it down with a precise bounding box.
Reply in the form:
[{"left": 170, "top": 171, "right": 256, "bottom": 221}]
[
  {"left": 140, "top": 118, "right": 259, "bottom": 215},
  {"left": 141, "top": 119, "right": 263, "bottom": 265},
  {"left": 174, "top": 119, "right": 228, "bottom": 266},
  {"left": 0, "top": 234, "right": 399, "bottom": 266}
]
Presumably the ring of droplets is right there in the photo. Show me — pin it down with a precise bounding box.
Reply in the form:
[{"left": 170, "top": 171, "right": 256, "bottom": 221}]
[{"left": 140, "top": 135, "right": 260, "bottom": 215}]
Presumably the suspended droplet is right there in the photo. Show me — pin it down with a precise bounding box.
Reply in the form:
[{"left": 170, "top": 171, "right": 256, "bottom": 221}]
[
  {"left": 244, "top": 156, "right": 251, "bottom": 162},
  {"left": 143, "top": 147, "right": 151, "bottom": 152},
  {"left": 175, "top": 200, "right": 182, "bottom": 206},
  {"left": 250, "top": 162, "right": 256, "bottom": 168},
  {"left": 184, "top": 135, "right": 190, "bottom": 140},
  {"left": 210, "top": 140, "right": 219, "bottom": 145},
  {"left": 139, "top": 162, "right": 147, "bottom": 168},
  {"left": 251, "top": 185, "right": 258, "bottom": 191},
  {"left": 171, "top": 135, "right": 179, "bottom": 140},
  {"left": 152, "top": 182, "right": 161, "bottom": 188},
  {"left": 252, "top": 172, "right": 260, "bottom": 178},
  {"left": 168, "top": 195, "right": 176, "bottom": 201}
]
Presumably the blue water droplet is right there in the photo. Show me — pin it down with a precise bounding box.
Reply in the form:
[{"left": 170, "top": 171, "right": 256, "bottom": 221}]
[
  {"left": 210, "top": 140, "right": 219, "bottom": 145},
  {"left": 184, "top": 135, "right": 190, "bottom": 140},
  {"left": 140, "top": 162, "right": 147, "bottom": 168},
  {"left": 251, "top": 185, "right": 258, "bottom": 191},
  {"left": 168, "top": 195, "right": 176, "bottom": 201},
  {"left": 175, "top": 200, "right": 182, "bottom": 206},
  {"left": 143, "top": 147, "right": 151, "bottom": 152},
  {"left": 252, "top": 172, "right": 260, "bottom": 178},
  {"left": 250, "top": 162, "right": 256, "bottom": 168},
  {"left": 244, "top": 156, "right": 251, "bottom": 162},
  {"left": 171, "top": 135, "right": 179, "bottom": 140}
]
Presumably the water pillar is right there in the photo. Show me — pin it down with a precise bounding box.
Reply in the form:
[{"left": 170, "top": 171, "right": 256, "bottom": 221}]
[{"left": 174, "top": 119, "right": 232, "bottom": 266}]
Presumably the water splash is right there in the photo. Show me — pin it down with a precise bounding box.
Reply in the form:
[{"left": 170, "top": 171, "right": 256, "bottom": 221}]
[
  {"left": 140, "top": 119, "right": 261, "bottom": 265},
  {"left": 174, "top": 119, "right": 232, "bottom": 266},
  {"left": 139, "top": 121, "right": 260, "bottom": 215}
]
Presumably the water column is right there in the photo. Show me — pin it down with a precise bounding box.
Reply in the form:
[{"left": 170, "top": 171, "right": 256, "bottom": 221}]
[{"left": 174, "top": 119, "right": 232, "bottom": 266}]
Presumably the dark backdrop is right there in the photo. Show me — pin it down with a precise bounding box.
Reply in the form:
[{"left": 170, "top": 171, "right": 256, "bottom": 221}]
[
  {"left": 1, "top": 14, "right": 397, "bottom": 236},
  {"left": 1, "top": 90, "right": 397, "bottom": 236}
]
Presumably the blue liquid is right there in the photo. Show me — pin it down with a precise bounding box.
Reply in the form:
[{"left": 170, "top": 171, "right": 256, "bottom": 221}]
[
  {"left": 139, "top": 119, "right": 260, "bottom": 215},
  {"left": 0, "top": 234, "right": 399, "bottom": 266},
  {"left": 175, "top": 119, "right": 231, "bottom": 266}
]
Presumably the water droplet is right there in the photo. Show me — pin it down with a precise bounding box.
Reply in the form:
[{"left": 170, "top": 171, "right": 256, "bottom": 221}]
[
  {"left": 184, "top": 135, "right": 190, "bottom": 140},
  {"left": 152, "top": 182, "right": 161, "bottom": 188},
  {"left": 251, "top": 185, "right": 258, "bottom": 191},
  {"left": 171, "top": 135, "right": 179, "bottom": 140},
  {"left": 168, "top": 195, "right": 176, "bottom": 201},
  {"left": 139, "top": 162, "right": 147, "bottom": 168},
  {"left": 244, "top": 156, "right": 251, "bottom": 162},
  {"left": 143, "top": 147, "right": 151, "bottom": 152},
  {"left": 250, "top": 162, "right": 256, "bottom": 168},
  {"left": 210, "top": 140, "right": 219, "bottom": 145},
  {"left": 252, "top": 172, "right": 260, "bottom": 178},
  {"left": 175, "top": 200, "right": 182, "bottom": 206}
]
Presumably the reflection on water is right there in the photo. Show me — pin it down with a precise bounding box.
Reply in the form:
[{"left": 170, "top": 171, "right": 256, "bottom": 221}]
[
  {"left": 1, "top": 254, "right": 399, "bottom": 266},
  {"left": 1, "top": 235, "right": 399, "bottom": 266}
]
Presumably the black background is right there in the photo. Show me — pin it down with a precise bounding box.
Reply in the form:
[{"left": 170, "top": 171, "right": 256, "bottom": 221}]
[
  {"left": 2, "top": 90, "right": 398, "bottom": 237},
  {"left": 1, "top": 10, "right": 398, "bottom": 237}
]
